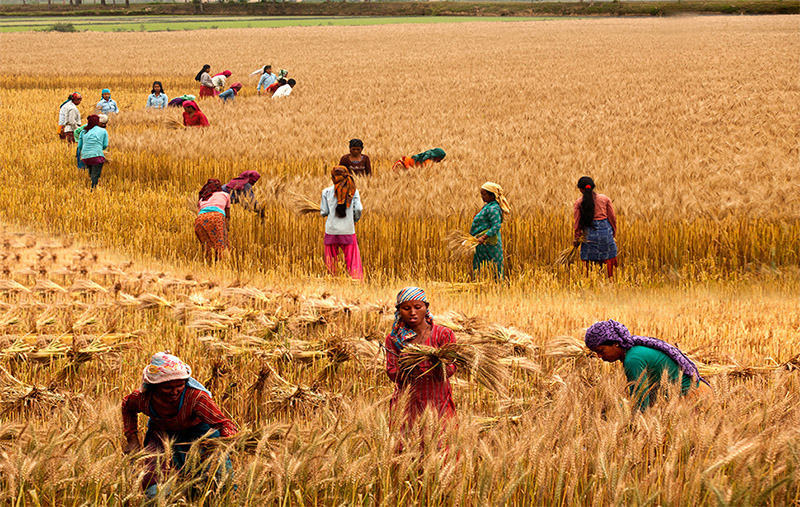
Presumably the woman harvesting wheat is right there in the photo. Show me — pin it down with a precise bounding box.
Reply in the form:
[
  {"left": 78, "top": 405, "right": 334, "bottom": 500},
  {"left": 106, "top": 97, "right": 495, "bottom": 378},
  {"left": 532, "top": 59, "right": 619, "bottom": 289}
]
[
  {"left": 573, "top": 176, "right": 617, "bottom": 278},
  {"left": 196, "top": 64, "right": 215, "bottom": 98},
  {"left": 195, "top": 179, "right": 230, "bottom": 259},
  {"left": 122, "top": 352, "right": 237, "bottom": 500},
  {"left": 385, "top": 287, "right": 456, "bottom": 428},
  {"left": 471, "top": 182, "right": 510, "bottom": 279},
  {"left": 320, "top": 166, "right": 363, "bottom": 280},
  {"left": 182, "top": 101, "right": 209, "bottom": 127},
  {"left": 585, "top": 320, "right": 712, "bottom": 411}
]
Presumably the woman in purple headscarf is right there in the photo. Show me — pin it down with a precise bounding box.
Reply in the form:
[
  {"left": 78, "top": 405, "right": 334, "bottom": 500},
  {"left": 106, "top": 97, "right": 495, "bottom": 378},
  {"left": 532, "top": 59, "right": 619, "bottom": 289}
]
[
  {"left": 222, "top": 171, "right": 261, "bottom": 215},
  {"left": 584, "top": 320, "right": 712, "bottom": 411}
]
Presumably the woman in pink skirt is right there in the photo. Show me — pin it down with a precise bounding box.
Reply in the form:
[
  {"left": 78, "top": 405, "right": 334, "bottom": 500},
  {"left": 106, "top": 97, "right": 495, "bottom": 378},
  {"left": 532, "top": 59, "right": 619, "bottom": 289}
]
[{"left": 320, "top": 166, "right": 363, "bottom": 280}]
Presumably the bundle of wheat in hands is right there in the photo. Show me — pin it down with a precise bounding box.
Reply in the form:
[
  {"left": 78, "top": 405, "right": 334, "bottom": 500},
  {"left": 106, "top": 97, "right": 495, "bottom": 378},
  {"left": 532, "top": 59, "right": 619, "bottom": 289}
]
[
  {"left": 444, "top": 230, "right": 484, "bottom": 259},
  {"left": 286, "top": 192, "right": 320, "bottom": 216},
  {"left": 554, "top": 240, "right": 583, "bottom": 266},
  {"left": 398, "top": 342, "right": 507, "bottom": 395}
]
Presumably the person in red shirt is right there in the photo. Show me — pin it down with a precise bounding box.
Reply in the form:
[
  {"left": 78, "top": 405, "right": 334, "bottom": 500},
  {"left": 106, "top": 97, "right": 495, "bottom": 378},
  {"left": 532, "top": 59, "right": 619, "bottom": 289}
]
[
  {"left": 385, "top": 287, "right": 456, "bottom": 431},
  {"left": 264, "top": 78, "right": 285, "bottom": 97},
  {"left": 122, "top": 352, "right": 237, "bottom": 499},
  {"left": 182, "top": 100, "right": 209, "bottom": 127}
]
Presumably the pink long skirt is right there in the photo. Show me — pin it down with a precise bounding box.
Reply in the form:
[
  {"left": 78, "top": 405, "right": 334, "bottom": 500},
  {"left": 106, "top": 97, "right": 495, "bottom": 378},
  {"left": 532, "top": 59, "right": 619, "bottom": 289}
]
[{"left": 324, "top": 237, "right": 363, "bottom": 280}]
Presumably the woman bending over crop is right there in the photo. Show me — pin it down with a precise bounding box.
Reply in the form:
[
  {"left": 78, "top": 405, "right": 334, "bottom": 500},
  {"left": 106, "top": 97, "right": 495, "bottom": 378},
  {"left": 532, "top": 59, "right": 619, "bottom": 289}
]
[
  {"left": 585, "top": 320, "right": 712, "bottom": 411},
  {"left": 471, "top": 182, "right": 510, "bottom": 279},
  {"left": 385, "top": 287, "right": 456, "bottom": 429},
  {"left": 573, "top": 176, "right": 617, "bottom": 278},
  {"left": 222, "top": 170, "right": 261, "bottom": 215},
  {"left": 196, "top": 64, "right": 215, "bottom": 98},
  {"left": 122, "top": 352, "right": 237, "bottom": 499},
  {"left": 195, "top": 179, "right": 230, "bottom": 259},
  {"left": 320, "top": 166, "right": 363, "bottom": 280},
  {"left": 182, "top": 101, "right": 209, "bottom": 127},
  {"left": 391, "top": 148, "right": 446, "bottom": 170}
]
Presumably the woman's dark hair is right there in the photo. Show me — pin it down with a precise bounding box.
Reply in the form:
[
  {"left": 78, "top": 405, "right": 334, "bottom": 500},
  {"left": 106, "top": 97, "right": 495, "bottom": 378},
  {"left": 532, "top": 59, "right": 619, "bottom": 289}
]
[
  {"left": 349, "top": 138, "right": 363, "bottom": 149},
  {"left": 277, "top": 78, "right": 287, "bottom": 86},
  {"left": 335, "top": 203, "right": 347, "bottom": 218},
  {"left": 577, "top": 176, "right": 596, "bottom": 231},
  {"left": 263, "top": 65, "right": 272, "bottom": 73},
  {"left": 194, "top": 64, "right": 211, "bottom": 82},
  {"left": 287, "top": 79, "right": 296, "bottom": 87},
  {"left": 151, "top": 81, "right": 164, "bottom": 94}
]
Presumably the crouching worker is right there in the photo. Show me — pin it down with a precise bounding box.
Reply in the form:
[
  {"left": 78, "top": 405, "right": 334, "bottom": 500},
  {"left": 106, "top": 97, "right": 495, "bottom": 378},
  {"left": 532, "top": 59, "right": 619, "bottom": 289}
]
[
  {"left": 584, "top": 320, "right": 712, "bottom": 412},
  {"left": 122, "top": 352, "right": 237, "bottom": 500}
]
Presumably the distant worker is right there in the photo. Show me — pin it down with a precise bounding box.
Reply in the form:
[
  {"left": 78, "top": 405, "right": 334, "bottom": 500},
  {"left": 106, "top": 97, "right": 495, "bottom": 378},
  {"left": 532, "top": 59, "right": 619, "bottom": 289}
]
[
  {"left": 573, "top": 176, "right": 617, "bottom": 278},
  {"left": 321, "top": 166, "right": 363, "bottom": 280},
  {"left": 338, "top": 138, "right": 372, "bottom": 177},
  {"left": 167, "top": 94, "right": 196, "bottom": 108},
  {"left": 392, "top": 148, "right": 446, "bottom": 170},
  {"left": 74, "top": 113, "right": 108, "bottom": 170},
  {"left": 195, "top": 179, "right": 230, "bottom": 259},
  {"left": 584, "top": 320, "right": 712, "bottom": 411},
  {"left": 182, "top": 101, "right": 209, "bottom": 128},
  {"left": 146, "top": 81, "right": 168, "bottom": 109},
  {"left": 96, "top": 88, "right": 119, "bottom": 114},
  {"left": 212, "top": 70, "right": 232, "bottom": 94},
  {"left": 78, "top": 114, "right": 110, "bottom": 190},
  {"left": 265, "top": 78, "right": 285, "bottom": 97},
  {"left": 59, "top": 92, "right": 82, "bottom": 144},
  {"left": 196, "top": 64, "right": 215, "bottom": 98},
  {"left": 256, "top": 65, "right": 277, "bottom": 95},
  {"left": 272, "top": 79, "right": 295, "bottom": 99},
  {"left": 470, "top": 182, "right": 510, "bottom": 279},
  {"left": 219, "top": 82, "right": 242, "bottom": 103}
]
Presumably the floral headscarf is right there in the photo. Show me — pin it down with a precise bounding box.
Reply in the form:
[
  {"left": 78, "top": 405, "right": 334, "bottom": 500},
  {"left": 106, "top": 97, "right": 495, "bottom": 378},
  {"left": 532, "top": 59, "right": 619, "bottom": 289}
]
[{"left": 140, "top": 351, "right": 211, "bottom": 396}]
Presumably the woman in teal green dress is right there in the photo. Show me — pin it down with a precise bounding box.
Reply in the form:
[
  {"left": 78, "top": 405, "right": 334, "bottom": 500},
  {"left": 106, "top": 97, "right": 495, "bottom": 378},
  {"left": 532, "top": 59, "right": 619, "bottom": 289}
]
[{"left": 470, "top": 182, "right": 511, "bottom": 279}]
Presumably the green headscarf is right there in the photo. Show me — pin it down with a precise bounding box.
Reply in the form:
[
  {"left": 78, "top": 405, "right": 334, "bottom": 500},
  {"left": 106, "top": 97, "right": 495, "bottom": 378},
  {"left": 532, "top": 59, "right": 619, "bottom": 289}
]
[
  {"left": 180, "top": 94, "right": 197, "bottom": 101},
  {"left": 412, "top": 148, "right": 446, "bottom": 164}
]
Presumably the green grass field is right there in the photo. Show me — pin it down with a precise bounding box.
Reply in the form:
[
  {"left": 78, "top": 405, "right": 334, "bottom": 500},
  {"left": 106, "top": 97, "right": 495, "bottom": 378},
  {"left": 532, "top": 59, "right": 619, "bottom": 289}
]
[{"left": 0, "top": 15, "right": 552, "bottom": 32}]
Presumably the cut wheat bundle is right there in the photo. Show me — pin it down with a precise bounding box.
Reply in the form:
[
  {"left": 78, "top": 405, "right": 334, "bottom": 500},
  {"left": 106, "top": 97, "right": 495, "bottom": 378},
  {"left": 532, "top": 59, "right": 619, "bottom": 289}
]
[
  {"left": 165, "top": 118, "right": 185, "bottom": 130},
  {"left": 545, "top": 335, "right": 591, "bottom": 360},
  {"left": 398, "top": 342, "right": 507, "bottom": 395},
  {"left": 554, "top": 244, "right": 581, "bottom": 266},
  {"left": 444, "top": 230, "right": 482, "bottom": 259},
  {"left": 285, "top": 192, "right": 320, "bottom": 216}
]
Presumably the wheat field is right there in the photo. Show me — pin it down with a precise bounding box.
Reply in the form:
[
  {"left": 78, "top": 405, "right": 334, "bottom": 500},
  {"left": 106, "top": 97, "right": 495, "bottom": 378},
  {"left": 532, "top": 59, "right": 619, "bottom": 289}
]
[{"left": 0, "top": 15, "right": 799, "bottom": 506}]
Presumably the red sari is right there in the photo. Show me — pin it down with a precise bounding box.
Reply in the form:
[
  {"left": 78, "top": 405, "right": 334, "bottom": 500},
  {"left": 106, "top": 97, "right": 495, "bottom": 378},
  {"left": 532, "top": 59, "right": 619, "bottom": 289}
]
[
  {"left": 183, "top": 110, "right": 209, "bottom": 127},
  {"left": 385, "top": 324, "right": 457, "bottom": 428}
]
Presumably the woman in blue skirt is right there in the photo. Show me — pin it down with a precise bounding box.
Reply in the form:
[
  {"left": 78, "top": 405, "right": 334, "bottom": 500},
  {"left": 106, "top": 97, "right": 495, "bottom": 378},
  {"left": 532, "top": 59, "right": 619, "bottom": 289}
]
[{"left": 573, "top": 176, "right": 617, "bottom": 278}]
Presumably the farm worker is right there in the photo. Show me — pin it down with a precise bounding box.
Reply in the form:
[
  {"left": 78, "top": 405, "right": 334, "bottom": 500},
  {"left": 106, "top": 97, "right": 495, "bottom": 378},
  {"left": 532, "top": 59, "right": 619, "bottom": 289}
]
[
  {"left": 196, "top": 64, "right": 215, "bottom": 98},
  {"left": 212, "top": 70, "right": 232, "bottom": 93},
  {"left": 264, "top": 78, "right": 285, "bottom": 97},
  {"left": 74, "top": 113, "right": 108, "bottom": 170},
  {"left": 146, "top": 81, "right": 168, "bottom": 109},
  {"left": 195, "top": 179, "right": 230, "bottom": 259},
  {"left": 182, "top": 101, "right": 209, "bottom": 127},
  {"left": 391, "top": 148, "right": 446, "bottom": 170},
  {"left": 219, "top": 82, "right": 242, "bottom": 103},
  {"left": 168, "top": 94, "right": 196, "bottom": 108},
  {"left": 584, "top": 320, "right": 713, "bottom": 411},
  {"left": 272, "top": 79, "right": 296, "bottom": 99},
  {"left": 122, "top": 352, "right": 237, "bottom": 500},
  {"left": 338, "top": 138, "right": 372, "bottom": 177},
  {"left": 320, "top": 166, "right": 363, "bottom": 280},
  {"left": 471, "top": 182, "right": 510, "bottom": 279},
  {"left": 96, "top": 88, "right": 119, "bottom": 114},
  {"left": 78, "top": 114, "right": 109, "bottom": 190},
  {"left": 384, "top": 287, "right": 457, "bottom": 429},
  {"left": 59, "top": 92, "right": 82, "bottom": 144},
  {"left": 573, "top": 176, "right": 617, "bottom": 278},
  {"left": 222, "top": 170, "right": 261, "bottom": 214},
  {"left": 256, "top": 65, "right": 277, "bottom": 95}
]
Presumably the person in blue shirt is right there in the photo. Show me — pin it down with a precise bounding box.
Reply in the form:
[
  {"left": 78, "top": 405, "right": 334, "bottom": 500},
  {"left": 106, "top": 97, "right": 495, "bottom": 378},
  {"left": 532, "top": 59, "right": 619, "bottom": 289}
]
[
  {"left": 256, "top": 65, "right": 277, "bottom": 96},
  {"left": 146, "top": 81, "right": 168, "bottom": 109},
  {"left": 219, "top": 83, "right": 242, "bottom": 103},
  {"left": 77, "top": 114, "right": 110, "bottom": 190},
  {"left": 96, "top": 88, "right": 119, "bottom": 114}
]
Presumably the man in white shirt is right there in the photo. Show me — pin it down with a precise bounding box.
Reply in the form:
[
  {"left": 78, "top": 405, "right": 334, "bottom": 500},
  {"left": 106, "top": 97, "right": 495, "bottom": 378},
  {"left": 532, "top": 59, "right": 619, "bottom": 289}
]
[{"left": 272, "top": 79, "right": 296, "bottom": 99}]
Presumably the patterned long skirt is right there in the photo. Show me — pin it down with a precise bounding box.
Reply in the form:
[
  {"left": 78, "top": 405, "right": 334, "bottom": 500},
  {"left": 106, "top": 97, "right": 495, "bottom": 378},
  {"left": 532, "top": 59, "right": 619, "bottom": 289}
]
[
  {"left": 194, "top": 212, "right": 228, "bottom": 257},
  {"left": 473, "top": 243, "right": 504, "bottom": 279}
]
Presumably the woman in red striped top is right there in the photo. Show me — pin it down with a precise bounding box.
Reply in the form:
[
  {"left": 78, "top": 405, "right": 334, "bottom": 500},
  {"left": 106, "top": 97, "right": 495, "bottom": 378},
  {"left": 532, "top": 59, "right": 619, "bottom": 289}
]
[
  {"left": 122, "top": 352, "right": 237, "bottom": 499},
  {"left": 385, "top": 287, "right": 457, "bottom": 429}
]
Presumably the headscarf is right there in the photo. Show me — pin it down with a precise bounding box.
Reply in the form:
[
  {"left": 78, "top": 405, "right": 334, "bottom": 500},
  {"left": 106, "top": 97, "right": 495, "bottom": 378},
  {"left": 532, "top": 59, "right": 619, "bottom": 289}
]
[
  {"left": 139, "top": 351, "right": 211, "bottom": 396},
  {"left": 180, "top": 94, "right": 196, "bottom": 101},
  {"left": 214, "top": 70, "right": 232, "bottom": 78},
  {"left": 277, "top": 69, "right": 288, "bottom": 80},
  {"left": 389, "top": 287, "right": 434, "bottom": 350},
  {"left": 97, "top": 114, "right": 108, "bottom": 125},
  {"left": 584, "top": 320, "right": 708, "bottom": 385},
  {"left": 182, "top": 100, "right": 201, "bottom": 112},
  {"left": 480, "top": 181, "right": 511, "bottom": 216},
  {"left": 101, "top": 88, "right": 110, "bottom": 95},
  {"left": 226, "top": 170, "right": 260, "bottom": 191},
  {"left": 84, "top": 114, "right": 100, "bottom": 132},
  {"left": 199, "top": 178, "right": 222, "bottom": 202},
  {"left": 331, "top": 166, "right": 356, "bottom": 209},
  {"left": 230, "top": 82, "right": 242, "bottom": 91},
  {"left": 412, "top": 148, "right": 446, "bottom": 164},
  {"left": 60, "top": 92, "right": 81, "bottom": 109}
]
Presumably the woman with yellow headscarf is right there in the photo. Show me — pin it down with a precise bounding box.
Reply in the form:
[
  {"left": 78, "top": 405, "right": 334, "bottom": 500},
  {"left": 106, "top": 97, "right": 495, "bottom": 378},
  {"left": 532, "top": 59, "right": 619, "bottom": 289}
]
[{"left": 470, "top": 182, "right": 511, "bottom": 279}]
